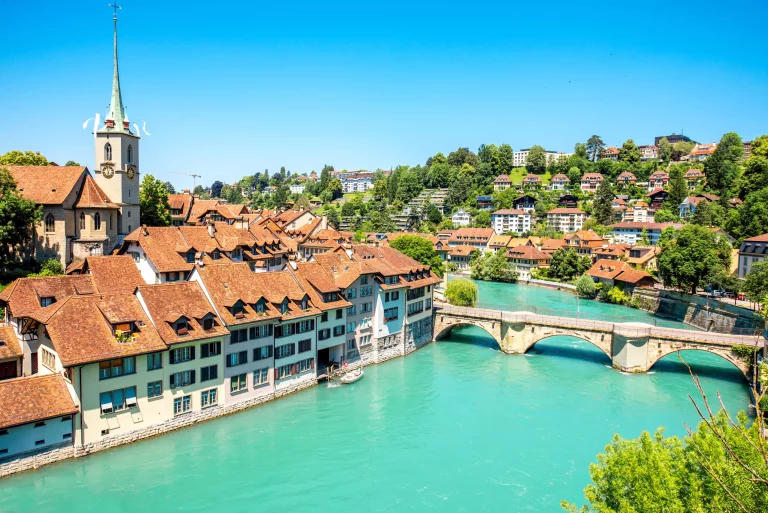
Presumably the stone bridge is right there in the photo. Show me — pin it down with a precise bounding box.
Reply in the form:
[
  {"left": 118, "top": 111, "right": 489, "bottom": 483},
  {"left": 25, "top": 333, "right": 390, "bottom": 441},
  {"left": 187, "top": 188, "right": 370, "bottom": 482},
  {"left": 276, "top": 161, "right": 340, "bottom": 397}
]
[{"left": 433, "top": 304, "right": 764, "bottom": 378}]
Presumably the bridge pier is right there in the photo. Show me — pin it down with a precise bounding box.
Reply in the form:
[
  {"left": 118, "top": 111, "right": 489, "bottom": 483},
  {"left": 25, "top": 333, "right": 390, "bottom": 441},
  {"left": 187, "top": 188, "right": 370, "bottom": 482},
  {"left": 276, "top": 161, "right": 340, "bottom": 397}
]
[{"left": 611, "top": 331, "right": 651, "bottom": 373}]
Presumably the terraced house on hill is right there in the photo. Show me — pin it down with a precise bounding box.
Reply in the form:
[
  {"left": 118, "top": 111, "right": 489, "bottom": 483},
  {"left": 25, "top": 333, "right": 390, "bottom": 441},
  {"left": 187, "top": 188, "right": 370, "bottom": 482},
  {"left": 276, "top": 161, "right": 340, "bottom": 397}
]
[{"left": 0, "top": 246, "right": 439, "bottom": 469}]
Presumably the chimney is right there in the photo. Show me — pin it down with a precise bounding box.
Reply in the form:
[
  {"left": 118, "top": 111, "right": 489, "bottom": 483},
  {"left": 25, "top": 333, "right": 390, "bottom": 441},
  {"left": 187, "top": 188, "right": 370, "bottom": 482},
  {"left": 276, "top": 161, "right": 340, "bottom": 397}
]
[
  {"left": 207, "top": 222, "right": 216, "bottom": 238},
  {"left": 183, "top": 189, "right": 191, "bottom": 194},
  {"left": 142, "top": 224, "right": 149, "bottom": 237}
]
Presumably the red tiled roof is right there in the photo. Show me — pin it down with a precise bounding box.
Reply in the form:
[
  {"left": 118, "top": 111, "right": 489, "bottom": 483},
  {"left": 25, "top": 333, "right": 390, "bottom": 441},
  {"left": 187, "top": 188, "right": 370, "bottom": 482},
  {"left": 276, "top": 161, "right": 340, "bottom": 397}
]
[
  {"left": 492, "top": 209, "right": 528, "bottom": 215},
  {"left": 0, "top": 374, "right": 78, "bottom": 430},
  {"left": 5, "top": 166, "right": 88, "bottom": 205},
  {"left": 75, "top": 174, "right": 120, "bottom": 209},
  {"left": 547, "top": 208, "right": 585, "bottom": 214}
]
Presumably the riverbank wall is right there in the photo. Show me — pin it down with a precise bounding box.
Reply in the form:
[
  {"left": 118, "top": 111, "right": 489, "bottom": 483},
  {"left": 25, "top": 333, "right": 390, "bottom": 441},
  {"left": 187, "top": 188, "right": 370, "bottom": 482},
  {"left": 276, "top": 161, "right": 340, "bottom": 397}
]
[
  {"left": 632, "top": 288, "right": 763, "bottom": 334},
  {"left": 0, "top": 331, "right": 435, "bottom": 478}
]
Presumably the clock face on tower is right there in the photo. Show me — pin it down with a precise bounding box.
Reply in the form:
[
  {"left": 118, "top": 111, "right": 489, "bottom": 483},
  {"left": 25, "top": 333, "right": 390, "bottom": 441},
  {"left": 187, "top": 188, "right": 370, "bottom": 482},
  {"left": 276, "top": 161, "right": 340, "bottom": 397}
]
[
  {"left": 126, "top": 165, "right": 136, "bottom": 179},
  {"left": 102, "top": 164, "right": 114, "bottom": 179}
]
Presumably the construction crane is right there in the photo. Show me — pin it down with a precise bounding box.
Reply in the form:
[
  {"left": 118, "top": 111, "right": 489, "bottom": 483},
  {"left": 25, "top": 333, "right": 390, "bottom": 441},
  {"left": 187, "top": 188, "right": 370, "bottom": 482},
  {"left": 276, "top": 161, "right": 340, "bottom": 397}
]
[{"left": 168, "top": 172, "right": 202, "bottom": 189}]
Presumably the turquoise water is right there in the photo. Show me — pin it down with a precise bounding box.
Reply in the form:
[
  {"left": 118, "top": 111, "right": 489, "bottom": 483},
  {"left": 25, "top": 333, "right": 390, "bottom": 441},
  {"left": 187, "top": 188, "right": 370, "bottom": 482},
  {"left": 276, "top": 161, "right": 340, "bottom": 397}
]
[{"left": 0, "top": 281, "right": 751, "bottom": 512}]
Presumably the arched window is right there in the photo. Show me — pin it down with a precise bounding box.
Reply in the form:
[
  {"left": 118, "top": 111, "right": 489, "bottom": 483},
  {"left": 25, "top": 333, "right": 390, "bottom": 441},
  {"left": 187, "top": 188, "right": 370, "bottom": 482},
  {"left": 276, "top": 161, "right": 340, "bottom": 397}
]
[
  {"left": 79, "top": 212, "right": 85, "bottom": 230},
  {"left": 104, "top": 143, "right": 112, "bottom": 161},
  {"left": 127, "top": 144, "right": 133, "bottom": 163},
  {"left": 44, "top": 213, "right": 55, "bottom": 233},
  {"left": 94, "top": 212, "right": 101, "bottom": 231}
]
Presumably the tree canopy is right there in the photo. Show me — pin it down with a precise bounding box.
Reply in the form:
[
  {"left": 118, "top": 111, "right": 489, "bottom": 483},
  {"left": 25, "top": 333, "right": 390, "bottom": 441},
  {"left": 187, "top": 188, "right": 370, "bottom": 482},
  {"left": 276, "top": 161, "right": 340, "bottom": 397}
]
[
  {"left": 470, "top": 249, "right": 517, "bottom": 282},
  {"left": 0, "top": 167, "right": 41, "bottom": 259},
  {"left": 139, "top": 174, "right": 172, "bottom": 227},
  {"left": 445, "top": 278, "right": 478, "bottom": 307},
  {"left": 658, "top": 224, "right": 731, "bottom": 294},
  {"left": 389, "top": 235, "right": 445, "bottom": 278},
  {"left": 0, "top": 150, "right": 49, "bottom": 166},
  {"left": 548, "top": 248, "right": 591, "bottom": 281}
]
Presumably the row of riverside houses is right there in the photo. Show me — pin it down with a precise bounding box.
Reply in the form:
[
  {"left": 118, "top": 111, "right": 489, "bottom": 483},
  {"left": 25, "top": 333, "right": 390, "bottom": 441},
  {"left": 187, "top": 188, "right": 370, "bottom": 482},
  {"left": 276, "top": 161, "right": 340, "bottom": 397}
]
[{"left": 0, "top": 246, "right": 440, "bottom": 474}]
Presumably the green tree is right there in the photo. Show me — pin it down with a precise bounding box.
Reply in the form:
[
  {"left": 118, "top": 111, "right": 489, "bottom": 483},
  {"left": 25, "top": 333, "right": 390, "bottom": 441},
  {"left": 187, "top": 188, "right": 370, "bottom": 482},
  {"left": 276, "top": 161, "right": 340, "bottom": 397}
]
[
  {"left": 592, "top": 176, "right": 614, "bottom": 225},
  {"left": 164, "top": 181, "right": 176, "bottom": 195},
  {"left": 474, "top": 210, "right": 491, "bottom": 228},
  {"left": 744, "top": 261, "right": 768, "bottom": 304},
  {"left": 427, "top": 204, "right": 442, "bottom": 224},
  {"left": 654, "top": 208, "right": 679, "bottom": 223},
  {"left": 586, "top": 135, "right": 605, "bottom": 162},
  {"left": 640, "top": 228, "right": 651, "bottom": 246},
  {"left": 447, "top": 147, "right": 478, "bottom": 168},
  {"left": 574, "top": 274, "right": 596, "bottom": 298},
  {"left": 319, "top": 165, "right": 332, "bottom": 191},
  {"left": 325, "top": 207, "right": 340, "bottom": 229},
  {"left": 395, "top": 170, "right": 422, "bottom": 202},
  {"left": 526, "top": 145, "right": 547, "bottom": 174},
  {"left": 31, "top": 259, "right": 64, "bottom": 277},
  {"left": 567, "top": 166, "right": 583, "bottom": 185},
  {"left": 64, "top": 160, "right": 80, "bottom": 166},
  {"left": 497, "top": 144, "right": 514, "bottom": 174},
  {"left": 667, "top": 166, "right": 688, "bottom": 208},
  {"left": 0, "top": 150, "right": 49, "bottom": 166},
  {"left": 139, "top": 174, "right": 171, "bottom": 226},
  {"left": 445, "top": 278, "right": 478, "bottom": 306},
  {"left": 618, "top": 139, "right": 641, "bottom": 163},
  {"left": 548, "top": 248, "right": 591, "bottom": 281},
  {"left": 658, "top": 224, "right": 731, "bottom": 294},
  {"left": 704, "top": 132, "right": 743, "bottom": 195},
  {"left": 389, "top": 235, "right": 445, "bottom": 278},
  {"left": 658, "top": 137, "right": 672, "bottom": 163},
  {"left": 0, "top": 168, "right": 41, "bottom": 258},
  {"left": 574, "top": 142, "right": 588, "bottom": 160},
  {"left": 729, "top": 188, "right": 768, "bottom": 239},
  {"left": 470, "top": 249, "right": 517, "bottom": 282}
]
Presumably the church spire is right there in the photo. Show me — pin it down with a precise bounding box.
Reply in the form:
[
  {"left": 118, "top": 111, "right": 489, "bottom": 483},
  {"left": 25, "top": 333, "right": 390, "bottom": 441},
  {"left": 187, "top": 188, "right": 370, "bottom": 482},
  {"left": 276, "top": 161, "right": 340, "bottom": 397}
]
[{"left": 102, "top": 2, "right": 132, "bottom": 134}]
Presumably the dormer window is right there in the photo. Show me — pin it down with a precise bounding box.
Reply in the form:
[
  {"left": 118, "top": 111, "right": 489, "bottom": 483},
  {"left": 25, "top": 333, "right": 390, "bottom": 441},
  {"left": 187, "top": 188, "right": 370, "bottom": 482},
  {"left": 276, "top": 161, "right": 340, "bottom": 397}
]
[
  {"left": 255, "top": 299, "right": 266, "bottom": 314},
  {"left": 211, "top": 250, "right": 221, "bottom": 260},
  {"left": 175, "top": 320, "right": 190, "bottom": 336},
  {"left": 202, "top": 315, "right": 215, "bottom": 331},
  {"left": 231, "top": 249, "right": 242, "bottom": 260},
  {"left": 232, "top": 303, "right": 245, "bottom": 319},
  {"left": 280, "top": 299, "right": 289, "bottom": 314},
  {"left": 186, "top": 250, "right": 196, "bottom": 263},
  {"left": 40, "top": 297, "right": 55, "bottom": 308},
  {"left": 300, "top": 298, "right": 308, "bottom": 310}
]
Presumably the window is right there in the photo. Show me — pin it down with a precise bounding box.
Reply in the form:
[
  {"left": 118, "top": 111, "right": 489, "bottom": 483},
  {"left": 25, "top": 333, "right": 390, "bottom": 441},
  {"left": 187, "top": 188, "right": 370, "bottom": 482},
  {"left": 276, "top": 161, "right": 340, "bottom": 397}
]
[
  {"left": 276, "top": 363, "right": 293, "bottom": 380},
  {"left": 300, "top": 298, "right": 308, "bottom": 310},
  {"left": 392, "top": 291, "right": 400, "bottom": 301},
  {"left": 426, "top": 298, "right": 432, "bottom": 310},
  {"left": 232, "top": 304, "right": 246, "bottom": 319},
  {"left": 230, "top": 329, "right": 248, "bottom": 344},
  {"left": 200, "top": 341, "right": 221, "bottom": 357},
  {"left": 346, "top": 339, "right": 357, "bottom": 350},
  {"left": 79, "top": 212, "right": 86, "bottom": 230},
  {"left": 230, "top": 373, "right": 247, "bottom": 393},
  {"left": 185, "top": 250, "right": 196, "bottom": 263},
  {"left": 360, "top": 286, "right": 372, "bottom": 297},
  {"left": 298, "top": 358, "right": 314, "bottom": 372},
  {"left": 346, "top": 288, "right": 357, "bottom": 299},
  {"left": 94, "top": 212, "right": 101, "bottom": 231},
  {"left": 253, "top": 345, "right": 273, "bottom": 361},
  {"left": 127, "top": 144, "right": 133, "bottom": 163},
  {"left": 255, "top": 300, "right": 266, "bottom": 313},
  {"left": 385, "top": 292, "right": 390, "bottom": 302},
  {"left": 226, "top": 351, "right": 248, "bottom": 367},
  {"left": 175, "top": 320, "right": 190, "bottom": 336},
  {"left": 211, "top": 250, "right": 221, "bottom": 260},
  {"left": 129, "top": 251, "right": 140, "bottom": 263},
  {"left": 347, "top": 321, "right": 356, "bottom": 332},
  {"left": 104, "top": 142, "right": 112, "bottom": 161},
  {"left": 44, "top": 213, "right": 55, "bottom": 233},
  {"left": 280, "top": 300, "right": 289, "bottom": 314},
  {"left": 99, "top": 386, "right": 137, "bottom": 414},
  {"left": 321, "top": 312, "right": 328, "bottom": 323},
  {"left": 148, "top": 380, "right": 162, "bottom": 398},
  {"left": 173, "top": 395, "right": 192, "bottom": 415},
  {"left": 274, "top": 320, "right": 314, "bottom": 338},
  {"left": 336, "top": 309, "right": 343, "bottom": 320},
  {"left": 170, "top": 370, "right": 195, "bottom": 389},
  {"left": 202, "top": 316, "right": 215, "bottom": 331},
  {"left": 384, "top": 307, "right": 399, "bottom": 322},
  {"left": 170, "top": 346, "right": 194, "bottom": 364},
  {"left": 298, "top": 339, "right": 311, "bottom": 353},
  {"left": 41, "top": 347, "right": 55, "bottom": 371},
  {"left": 361, "top": 302, "right": 372, "bottom": 313},
  {"left": 201, "top": 388, "right": 217, "bottom": 408},
  {"left": 167, "top": 272, "right": 180, "bottom": 282},
  {"left": 250, "top": 324, "right": 273, "bottom": 339},
  {"left": 200, "top": 365, "right": 218, "bottom": 382},
  {"left": 318, "top": 328, "right": 330, "bottom": 341},
  {"left": 34, "top": 421, "right": 46, "bottom": 428},
  {"left": 253, "top": 368, "right": 269, "bottom": 386},
  {"left": 147, "top": 352, "right": 163, "bottom": 371},
  {"left": 347, "top": 305, "right": 356, "bottom": 316},
  {"left": 333, "top": 325, "right": 345, "bottom": 337},
  {"left": 275, "top": 343, "right": 296, "bottom": 359},
  {"left": 361, "top": 275, "right": 368, "bottom": 285},
  {"left": 99, "top": 357, "right": 136, "bottom": 379}
]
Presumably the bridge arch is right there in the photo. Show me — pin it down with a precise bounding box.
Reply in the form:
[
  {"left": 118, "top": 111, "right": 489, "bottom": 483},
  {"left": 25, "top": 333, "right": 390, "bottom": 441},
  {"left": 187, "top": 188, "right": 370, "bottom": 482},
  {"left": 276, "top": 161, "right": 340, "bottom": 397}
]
[
  {"left": 525, "top": 331, "right": 612, "bottom": 361},
  {"left": 433, "top": 319, "right": 501, "bottom": 348},
  {"left": 647, "top": 347, "right": 750, "bottom": 379}
]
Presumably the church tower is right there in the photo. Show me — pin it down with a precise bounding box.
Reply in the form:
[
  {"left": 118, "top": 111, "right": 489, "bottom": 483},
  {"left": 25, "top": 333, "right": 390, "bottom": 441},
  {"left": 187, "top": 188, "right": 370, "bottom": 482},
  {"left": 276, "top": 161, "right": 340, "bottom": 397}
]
[{"left": 94, "top": 3, "right": 140, "bottom": 237}]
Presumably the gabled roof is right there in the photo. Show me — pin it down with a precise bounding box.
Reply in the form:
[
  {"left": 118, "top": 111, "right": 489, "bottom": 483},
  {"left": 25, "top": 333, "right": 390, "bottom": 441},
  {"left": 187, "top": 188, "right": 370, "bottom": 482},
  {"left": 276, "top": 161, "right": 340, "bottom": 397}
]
[
  {"left": 447, "top": 228, "right": 495, "bottom": 243},
  {"left": 0, "top": 326, "right": 22, "bottom": 360},
  {"left": 5, "top": 166, "right": 88, "bottom": 205},
  {"left": 138, "top": 281, "right": 228, "bottom": 345},
  {"left": 550, "top": 173, "right": 570, "bottom": 182},
  {"left": 581, "top": 173, "right": 604, "bottom": 180},
  {"left": 313, "top": 251, "right": 377, "bottom": 289},
  {"left": 492, "top": 209, "right": 528, "bottom": 215},
  {"left": 26, "top": 294, "right": 167, "bottom": 366},
  {"left": 187, "top": 199, "right": 223, "bottom": 224},
  {"left": 195, "top": 263, "right": 282, "bottom": 325},
  {"left": 168, "top": 193, "right": 194, "bottom": 218},
  {"left": 121, "top": 226, "right": 195, "bottom": 273},
  {"left": 612, "top": 222, "right": 682, "bottom": 230},
  {"left": 74, "top": 173, "right": 120, "bottom": 209},
  {"left": 684, "top": 168, "right": 705, "bottom": 178},
  {"left": 292, "top": 262, "right": 351, "bottom": 311},
  {"left": 0, "top": 275, "right": 96, "bottom": 318},
  {"left": 493, "top": 174, "right": 511, "bottom": 183},
  {"left": 506, "top": 246, "right": 551, "bottom": 261},
  {"left": 448, "top": 245, "right": 476, "bottom": 257},
  {"left": 649, "top": 171, "right": 669, "bottom": 179},
  {"left": 523, "top": 174, "right": 541, "bottom": 183},
  {"left": 77, "top": 255, "right": 145, "bottom": 294},
  {"left": 617, "top": 171, "right": 637, "bottom": 180},
  {"left": 0, "top": 374, "right": 78, "bottom": 430}
]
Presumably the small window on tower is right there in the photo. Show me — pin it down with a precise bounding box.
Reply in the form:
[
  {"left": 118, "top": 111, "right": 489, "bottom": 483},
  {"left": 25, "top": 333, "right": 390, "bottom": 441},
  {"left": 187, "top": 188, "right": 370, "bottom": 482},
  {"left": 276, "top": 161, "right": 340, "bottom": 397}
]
[
  {"left": 127, "top": 145, "right": 133, "bottom": 163},
  {"left": 94, "top": 213, "right": 101, "bottom": 231},
  {"left": 104, "top": 143, "right": 112, "bottom": 161},
  {"left": 79, "top": 212, "right": 85, "bottom": 230}
]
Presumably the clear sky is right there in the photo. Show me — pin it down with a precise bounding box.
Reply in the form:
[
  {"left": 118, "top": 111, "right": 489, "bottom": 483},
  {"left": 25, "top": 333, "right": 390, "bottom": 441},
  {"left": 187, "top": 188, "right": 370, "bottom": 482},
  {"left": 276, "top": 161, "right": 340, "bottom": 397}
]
[{"left": 1, "top": 1, "right": 766, "bottom": 189}]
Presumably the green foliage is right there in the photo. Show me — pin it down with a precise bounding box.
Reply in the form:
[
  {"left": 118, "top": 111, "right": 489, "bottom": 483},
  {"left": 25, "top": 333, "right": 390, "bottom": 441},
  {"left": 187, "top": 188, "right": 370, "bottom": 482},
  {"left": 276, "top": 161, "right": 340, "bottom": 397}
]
[
  {"left": 548, "top": 248, "right": 592, "bottom": 281},
  {"left": 389, "top": 235, "right": 445, "bottom": 278},
  {"left": 474, "top": 210, "right": 491, "bottom": 228},
  {"left": 658, "top": 224, "right": 731, "bottom": 294},
  {"left": 592, "top": 176, "right": 614, "bottom": 225},
  {"left": 744, "top": 261, "right": 768, "bottom": 303},
  {"left": 728, "top": 187, "right": 768, "bottom": 240},
  {"left": 704, "top": 132, "right": 743, "bottom": 196},
  {"left": 39, "top": 259, "right": 63, "bottom": 276},
  {"left": 64, "top": 160, "right": 80, "bottom": 166},
  {"left": 470, "top": 249, "right": 517, "bottom": 283},
  {"left": 640, "top": 228, "right": 651, "bottom": 246},
  {"left": 563, "top": 412, "right": 768, "bottom": 513},
  {"left": 732, "top": 344, "right": 759, "bottom": 362},
  {"left": 667, "top": 166, "right": 688, "bottom": 208},
  {"left": 139, "top": 174, "right": 172, "bottom": 227},
  {"left": 586, "top": 135, "right": 605, "bottom": 162},
  {"left": 445, "top": 278, "right": 478, "bottom": 306},
  {"left": 326, "top": 207, "right": 340, "bottom": 229},
  {"left": 618, "top": 139, "right": 641, "bottom": 163},
  {"left": 600, "top": 285, "right": 630, "bottom": 305},
  {"left": 658, "top": 137, "right": 672, "bottom": 162},
  {"left": 654, "top": 207, "right": 680, "bottom": 223},
  {"left": 574, "top": 273, "right": 596, "bottom": 298},
  {"left": 526, "top": 145, "right": 547, "bottom": 174},
  {"left": 427, "top": 204, "right": 442, "bottom": 224},
  {"left": 0, "top": 167, "right": 42, "bottom": 257},
  {"left": 0, "top": 150, "right": 49, "bottom": 166}
]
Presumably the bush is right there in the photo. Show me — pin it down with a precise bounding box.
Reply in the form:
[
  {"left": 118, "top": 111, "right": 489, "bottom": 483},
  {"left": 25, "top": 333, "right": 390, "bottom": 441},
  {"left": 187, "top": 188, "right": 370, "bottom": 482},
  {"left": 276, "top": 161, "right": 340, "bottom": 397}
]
[
  {"left": 28, "top": 259, "right": 64, "bottom": 278},
  {"left": 601, "top": 285, "right": 630, "bottom": 305},
  {"left": 445, "top": 279, "right": 478, "bottom": 307},
  {"left": 574, "top": 274, "right": 596, "bottom": 298}
]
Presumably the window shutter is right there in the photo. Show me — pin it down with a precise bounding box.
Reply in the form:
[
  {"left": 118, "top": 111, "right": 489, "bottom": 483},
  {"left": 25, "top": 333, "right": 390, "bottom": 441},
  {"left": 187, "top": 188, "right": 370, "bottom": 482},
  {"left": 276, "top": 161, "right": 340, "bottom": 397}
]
[
  {"left": 250, "top": 327, "right": 256, "bottom": 339},
  {"left": 274, "top": 325, "right": 281, "bottom": 338},
  {"left": 216, "top": 342, "right": 221, "bottom": 354},
  {"left": 274, "top": 368, "right": 279, "bottom": 381},
  {"left": 170, "top": 373, "right": 176, "bottom": 389},
  {"left": 201, "top": 344, "right": 209, "bottom": 358},
  {"left": 310, "top": 358, "right": 314, "bottom": 369},
  {"left": 268, "top": 324, "right": 274, "bottom": 336},
  {"left": 267, "top": 345, "right": 273, "bottom": 358},
  {"left": 169, "top": 350, "right": 176, "bottom": 365},
  {"left": 309, "top": 319, "right": 314, "bottom": 330},
  {"left": 240, "top": 351, "right": 247, "bottom": 363},
  {"left": 190, "top": 346, "right": 196, "bottom": 360},
  {"left": 291, "top": 363, "right": 299, "bottom": 375},
  {"left": 212, "top": 365, "right": 218, "bottom": 380},
  {"left": 190, "top": 370, "right": 196, "bottom": 385}
]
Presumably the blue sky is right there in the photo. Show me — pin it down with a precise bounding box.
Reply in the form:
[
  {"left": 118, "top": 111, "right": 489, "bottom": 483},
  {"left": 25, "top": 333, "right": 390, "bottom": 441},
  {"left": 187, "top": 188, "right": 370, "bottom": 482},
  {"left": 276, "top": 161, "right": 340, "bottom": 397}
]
[{"left": 1, "top": 1, "right": 766, "bottom": 189}]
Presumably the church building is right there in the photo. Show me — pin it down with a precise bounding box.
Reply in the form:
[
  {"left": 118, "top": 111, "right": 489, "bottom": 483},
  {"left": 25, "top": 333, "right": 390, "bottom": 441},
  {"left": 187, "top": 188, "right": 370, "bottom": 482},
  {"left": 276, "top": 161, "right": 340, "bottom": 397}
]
[{"left": 6, "top": 9, "right": 141, "bottom": 267}]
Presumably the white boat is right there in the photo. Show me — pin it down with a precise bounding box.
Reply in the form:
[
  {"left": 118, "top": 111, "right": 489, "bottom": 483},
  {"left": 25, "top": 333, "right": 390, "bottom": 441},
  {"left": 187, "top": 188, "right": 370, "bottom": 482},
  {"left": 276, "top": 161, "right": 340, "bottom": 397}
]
[{"left": 339, "top": 368, "right": 364, "bottom": 384}]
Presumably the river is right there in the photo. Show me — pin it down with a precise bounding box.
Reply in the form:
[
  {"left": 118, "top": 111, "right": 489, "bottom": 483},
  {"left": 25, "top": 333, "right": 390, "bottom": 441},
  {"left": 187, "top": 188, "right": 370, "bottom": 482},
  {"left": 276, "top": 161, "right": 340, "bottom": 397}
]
[{"left": 0, "top": 280, "right": 751, "bottom": 512}]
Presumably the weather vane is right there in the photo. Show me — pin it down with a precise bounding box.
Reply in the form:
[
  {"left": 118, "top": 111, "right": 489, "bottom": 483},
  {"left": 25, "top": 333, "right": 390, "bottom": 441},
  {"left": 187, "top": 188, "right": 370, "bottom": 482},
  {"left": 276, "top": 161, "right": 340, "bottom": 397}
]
[{"left": 109, "top": 2, "right": 122, "bottom": 20}]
